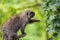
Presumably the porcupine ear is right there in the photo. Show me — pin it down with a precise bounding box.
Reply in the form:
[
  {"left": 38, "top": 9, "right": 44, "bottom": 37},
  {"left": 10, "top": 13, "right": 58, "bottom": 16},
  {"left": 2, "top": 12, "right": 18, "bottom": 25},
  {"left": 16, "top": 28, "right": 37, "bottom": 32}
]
[
  {"left": 24, "top": 8, "right": 35, "bottom": 18},
  {"left": 24, "top": 9, "right": 31, "bottom": 15}
]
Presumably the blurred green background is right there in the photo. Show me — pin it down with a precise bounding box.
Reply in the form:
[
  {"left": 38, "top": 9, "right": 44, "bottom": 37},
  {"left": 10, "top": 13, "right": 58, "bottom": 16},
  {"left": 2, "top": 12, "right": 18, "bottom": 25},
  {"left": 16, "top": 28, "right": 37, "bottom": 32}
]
[{"left": 0, "top": 0, "right": 60, "bottom": 40}]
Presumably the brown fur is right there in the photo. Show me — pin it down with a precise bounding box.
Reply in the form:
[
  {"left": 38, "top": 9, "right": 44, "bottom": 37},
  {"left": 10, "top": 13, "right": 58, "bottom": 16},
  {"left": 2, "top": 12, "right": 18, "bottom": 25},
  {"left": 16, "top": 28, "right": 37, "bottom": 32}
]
[{"left": 2, "top": 10, "right": 40, "bottom": 40}]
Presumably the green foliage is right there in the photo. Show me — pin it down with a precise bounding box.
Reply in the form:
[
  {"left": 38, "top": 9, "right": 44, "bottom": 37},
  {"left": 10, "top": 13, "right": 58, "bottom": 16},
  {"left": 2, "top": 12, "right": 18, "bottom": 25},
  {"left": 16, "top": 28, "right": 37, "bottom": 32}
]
[
  {"left": 42, "top": 0, "right": 60, "bottom": 40},
  {"left": 1, "top": 0, "right": 60, "bottom": 40}
]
